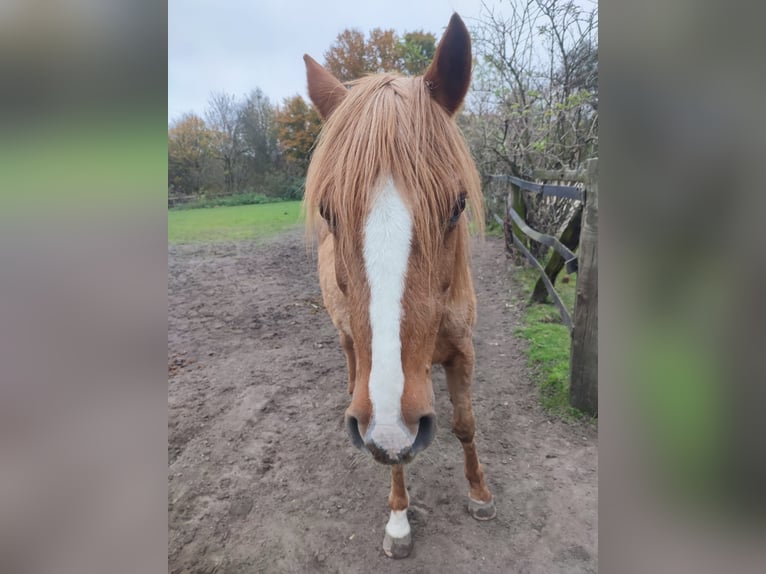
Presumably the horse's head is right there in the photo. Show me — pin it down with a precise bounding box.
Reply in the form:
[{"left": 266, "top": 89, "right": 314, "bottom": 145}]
[{"left": 304, "top": 14, "right": 483, "bottom": 464}]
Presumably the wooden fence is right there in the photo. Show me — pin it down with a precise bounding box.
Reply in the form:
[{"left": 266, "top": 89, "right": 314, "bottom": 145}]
[{"left": 491, "top": 158, "right": 598, "bottom": 416}]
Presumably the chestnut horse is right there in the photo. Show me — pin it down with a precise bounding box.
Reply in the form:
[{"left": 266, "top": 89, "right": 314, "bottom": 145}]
[{"left": 303, "top": 13, "right": 495, "bottom": 558}]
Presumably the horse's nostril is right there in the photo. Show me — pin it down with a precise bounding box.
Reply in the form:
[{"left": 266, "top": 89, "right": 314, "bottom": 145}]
[
  {"left": 411, "top": 414, "right": 436, "bottom": 454},
  {"left": 346, "top": 415, "right": 365, "bottom": 449}
]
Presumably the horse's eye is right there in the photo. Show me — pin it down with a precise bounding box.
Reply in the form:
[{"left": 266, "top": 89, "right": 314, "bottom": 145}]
[
  {"left": 448, "top": 192, "right": 467, "bottom": 228},
  {"left": 319, "top": 203, "right": 336, "bottom": 232}
]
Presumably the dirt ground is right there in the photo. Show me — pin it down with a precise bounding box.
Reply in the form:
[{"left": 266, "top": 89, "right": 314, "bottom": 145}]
[{"left": 168, "top": 229, "right": 597, "bottom": 573}]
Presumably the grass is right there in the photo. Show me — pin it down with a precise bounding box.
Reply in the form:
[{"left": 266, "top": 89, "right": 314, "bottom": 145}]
[
  {"left": 512, "top": 263, "right": 590, "bottom": 419},
  {"left": 168, "top": 200, "right": 303, "bottom": 244},
  {"left": 483, "top": 216, "right": 505, "bottom": 237}
]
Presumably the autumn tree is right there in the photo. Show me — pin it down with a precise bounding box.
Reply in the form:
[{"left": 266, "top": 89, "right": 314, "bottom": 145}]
[
  {"left": 275, "top": 95, "right": 321, "bottom": 174},
  {"left": 168, "top": 113, "right": 219, "bottom": 196},
  {"left": 324, "top": 29, "right": 368, "bottom": 82},
  {"left": 167, "top": 27, "right": 439, "bottom": 203},
  {"left": 366, "top": 28, "right": 401, "bottom": 73},
  {"left": 170, "top": 89, "right": 292, "bottom": 199},
  {"left": 323, "top": 27, "right": 436, "bottom": 81}
]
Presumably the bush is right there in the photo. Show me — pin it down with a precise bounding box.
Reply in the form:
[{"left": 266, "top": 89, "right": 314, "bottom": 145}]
[
  {"left": 172, "top": 192, "right": 282, "bottom": 210},
  {"left": 169, "top": 175, "right": 306, "bottom": 210},
  {"left": 255, "top": 172, "right": 305, "bottom": 200}
]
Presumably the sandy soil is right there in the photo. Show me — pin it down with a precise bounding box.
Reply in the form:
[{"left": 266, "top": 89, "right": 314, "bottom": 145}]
[{"left": 168, "top": 230, "right": 597, "bottom": 573}]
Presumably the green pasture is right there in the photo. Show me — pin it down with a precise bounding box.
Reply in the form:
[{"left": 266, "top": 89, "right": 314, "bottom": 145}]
[{"left": 168, "top": 201, "right": 303, "bottom": 244}]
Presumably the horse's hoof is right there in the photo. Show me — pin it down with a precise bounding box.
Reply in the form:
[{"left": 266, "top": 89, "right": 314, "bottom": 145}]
[
  {"left": 468, "top": 497, "right": 497, "bottom": 521},
  {"left": 383, "top": 531, "right": 413, "bottom": 559}
]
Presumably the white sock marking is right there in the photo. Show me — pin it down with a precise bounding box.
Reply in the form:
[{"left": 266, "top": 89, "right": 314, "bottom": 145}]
[
  {"left": 363, "top": 178, "right": 413, "bottom": 452},
  {"left": 385, "top": 509, "right": 411, "bottom": 539}
]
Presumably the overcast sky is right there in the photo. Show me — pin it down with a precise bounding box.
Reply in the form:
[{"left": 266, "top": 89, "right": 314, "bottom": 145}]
[{"left": 168, "top": 0, "right": 492, "bottom": 122}]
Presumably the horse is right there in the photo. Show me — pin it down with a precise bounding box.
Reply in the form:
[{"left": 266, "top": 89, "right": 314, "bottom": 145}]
[{"left": 302, "top": 13, "right": 495, "bottom": 558}]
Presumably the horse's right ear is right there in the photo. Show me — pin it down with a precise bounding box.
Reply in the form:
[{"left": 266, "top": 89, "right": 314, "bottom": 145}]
[{"left": 304, "top": 54, "right": 347, "bottom": 121}]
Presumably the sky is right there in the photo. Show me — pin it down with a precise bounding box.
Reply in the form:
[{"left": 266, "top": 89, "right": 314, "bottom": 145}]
[{"left": 168, "top": 0, "right": 491, "bottom": 122}]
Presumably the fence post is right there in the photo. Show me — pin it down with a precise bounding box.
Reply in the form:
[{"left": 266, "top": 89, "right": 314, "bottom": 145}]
[
  {"left": 569, "top": 158, "right": 598, "bottom": 416},
  {"left": 503, "top": 181, "right": 527, "bottom": 263}
]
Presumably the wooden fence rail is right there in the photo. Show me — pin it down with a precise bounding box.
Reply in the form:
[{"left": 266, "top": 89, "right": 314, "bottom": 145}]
[
  {"left": 492, "top": 174, "right": 584, "bottom": 201},
  {"left": 490, "top": 158, "right": 598, "bottom": 416},
  {"left": 493, "top": 211, "right": 575, "bottom": 331},
  {"left": 505, "top": 207, "right": 578, "bottom": 274}
]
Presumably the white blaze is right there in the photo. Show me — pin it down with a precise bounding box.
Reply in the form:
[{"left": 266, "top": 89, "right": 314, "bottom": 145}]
[{"left": 363, "top": 178, "right": 413, "bottom": 452}]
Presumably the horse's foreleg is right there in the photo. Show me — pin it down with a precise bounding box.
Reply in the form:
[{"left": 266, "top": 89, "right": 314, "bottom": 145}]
[
  {"left": 383, "top": 464, "right": 412, "bottom": 558},
  {"left": 339, "top": 332, "right": 356, "bottom": 395},
  {"left": 444, "top": 347, "right": 496, "bottom": 520}
]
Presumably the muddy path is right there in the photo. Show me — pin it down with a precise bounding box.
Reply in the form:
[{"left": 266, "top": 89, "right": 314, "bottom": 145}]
[{"left": 168, "top": 230, "right": 597, "bottom": 573}]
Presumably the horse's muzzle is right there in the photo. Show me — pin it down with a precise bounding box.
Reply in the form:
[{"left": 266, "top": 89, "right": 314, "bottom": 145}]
[{"left": 346, "top": 414, "right": 436, "bottom": 465}]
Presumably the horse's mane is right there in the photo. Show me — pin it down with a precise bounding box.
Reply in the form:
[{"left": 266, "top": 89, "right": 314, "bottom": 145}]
[{"left": 304, "top": 72, "right": 484, "bottom": 295}]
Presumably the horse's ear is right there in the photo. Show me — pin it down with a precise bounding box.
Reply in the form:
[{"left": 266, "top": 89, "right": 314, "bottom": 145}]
[
  {"left": 303, "top": 54, "right": 347, "bottom": 121},
  {"left": 424, "top": 13, "right": 472, "bottom": 116}
]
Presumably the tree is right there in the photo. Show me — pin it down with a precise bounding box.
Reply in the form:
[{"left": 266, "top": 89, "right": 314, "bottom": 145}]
[
  {"left": 166, "top": 25, "right": 442, "bottom": 202},
  {"left": 464, "top": 0, "right": 598, "bottom": 256},
  {"left": 205, "top": 91, "right": 244, "bottom": 194},
  {"left": 168, "top": 113, "right": 218, "bottom": 196},
  {"left": 468, "top": 0, "right": 598, "bottom": 173},
  {"left": 275, "top": 95, "right": 322, "bottom": 174},
  {"left": 239, "top": 88, "right": 279, "bottom": 178},
  {"left": 366, "top": 28, "right": 402, "bottom": 73},
  {"left": 324, "top": 29, "right": 369, "bottom": 82},
  {"left": 400, "top": 31, "right": 437, "bottom": 76},
  {"left": 323, "top": 27, "right": 437, "bottom": 81}
]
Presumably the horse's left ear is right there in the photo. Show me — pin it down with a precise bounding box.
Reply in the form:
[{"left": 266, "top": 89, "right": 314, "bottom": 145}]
[{"left": 424, "top": 13, "right": 472, "bottom": 116}]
